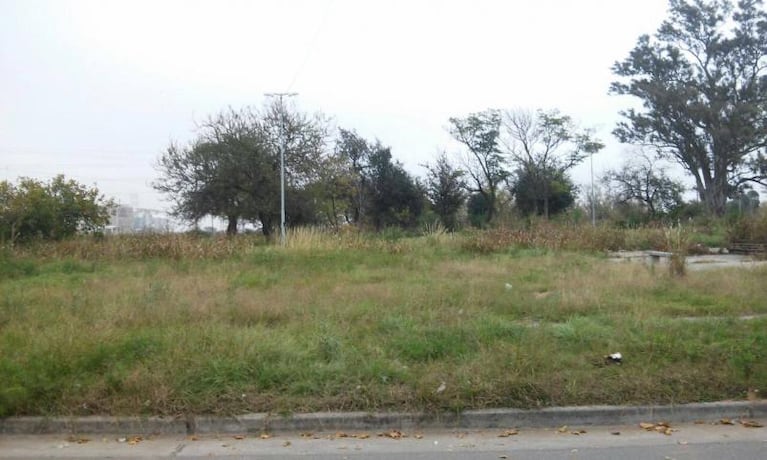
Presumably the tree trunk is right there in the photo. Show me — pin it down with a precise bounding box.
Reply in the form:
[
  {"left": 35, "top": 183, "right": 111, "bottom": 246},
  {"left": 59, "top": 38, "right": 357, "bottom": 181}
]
[
  {"left": 699, "top": 179, "right": 727, "bottom": 217},
  {"left": 259, "top": 212, "right": 273, "bottom": 237},
  {"left": 226, "top": 215, "right": 238, "bottom": 235},
  {"left": 485, "top": 191, "right": 495, "bottom": 223}
]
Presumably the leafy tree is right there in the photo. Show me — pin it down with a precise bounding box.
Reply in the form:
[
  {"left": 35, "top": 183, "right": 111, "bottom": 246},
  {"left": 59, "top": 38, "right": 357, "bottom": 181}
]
[
  {"left": 424, "top": 153, "right": 466, "bottom": 230},
  {"left": 310, "top": 151, "right": 356, "bottom": 229},
  {"left": 365, "top": 143, "right": 424, "bottom": 230},
  {"left": 467, "top": 193, "right": 491, "bottom": 228},
  {"left": 502, "top": 109, "right": 603, "bottom": 218},
  {"left": 333, "top": 128, "right": 372, "bottom": 225},
  {"left": 511, "top": 167, "right": 576, "bottom": 217},
  {"left": 448, "top": 110, "right": 509, "bottom": 223},
  {"left": 155, "top": 108, "right": 265, "bottom": 234},
  {"left": 154, "top": 103, "right": 327, "bottom": 235},
  {"left": 603, "top": 151, "right": 685, "bottom": 217},
  {"left": 611, "top": 0, "right": 767, "bottom": 216},
  {"left": 0, "top": 175, "right": 113, "bottom": 244},
  {"left": 327, "top": 130, "right": 425, "bottom": 230}
]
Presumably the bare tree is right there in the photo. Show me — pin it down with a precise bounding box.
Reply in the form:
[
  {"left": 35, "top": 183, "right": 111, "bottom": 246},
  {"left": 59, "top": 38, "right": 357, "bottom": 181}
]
[
  {"left": 501, "top": 109, "right": 603, "bottom": 218},
  {"left": 603, "top": 150, "right": 685, "bottom": 217}
]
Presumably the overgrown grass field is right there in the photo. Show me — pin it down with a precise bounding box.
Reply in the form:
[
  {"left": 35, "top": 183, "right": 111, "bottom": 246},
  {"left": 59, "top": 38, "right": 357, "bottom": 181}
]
[{"left": 1, "top": 227, "right": 765, "bottom": 417}]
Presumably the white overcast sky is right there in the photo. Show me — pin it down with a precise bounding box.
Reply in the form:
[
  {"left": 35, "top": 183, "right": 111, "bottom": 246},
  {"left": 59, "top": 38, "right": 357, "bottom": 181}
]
[{"left": 1, "top": 0, "right": 673, "bottom": 210}]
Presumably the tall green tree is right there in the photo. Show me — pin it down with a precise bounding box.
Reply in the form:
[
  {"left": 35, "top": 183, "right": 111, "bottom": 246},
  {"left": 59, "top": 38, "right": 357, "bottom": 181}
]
[
  {"left": 365, "top": 143, "right": 425, "bottom": 230},
  {"left": 155, "top": 108, "right": 266, "bottom": 234},
  {"left": 511, "top": 167, "right": 576, "bottom": 217},
  {"left": 448, "top": 110, "right": 508, "bottom": 224},
  {"left": 611, "top": 0, "right": 767, "bottom": 216},
  {"left": 333, "top": 128, "right": 371, "bottom": 225},
  {"left": 502, "top": 109, "right": 603, "bottom": 218},
  {"left": 424, "top": 153, "right": 466, "bottom": 230},
  {"left": 311, "top": 151, "right": 356, "bottom": 229},
  {"left": 154, "top": 103, "right": 327, "bottom": 235},
  {"left": 0, "top": 175, "right": 113, "bottom": 244}
]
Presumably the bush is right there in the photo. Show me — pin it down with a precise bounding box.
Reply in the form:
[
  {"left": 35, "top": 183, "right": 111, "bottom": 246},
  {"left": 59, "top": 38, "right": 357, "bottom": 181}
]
[
  {"left": 727, "top": 209, "right": 767, "bottom": 244},
  {"left": 0, "top": 175, "right": 113, "bottom": 244}
]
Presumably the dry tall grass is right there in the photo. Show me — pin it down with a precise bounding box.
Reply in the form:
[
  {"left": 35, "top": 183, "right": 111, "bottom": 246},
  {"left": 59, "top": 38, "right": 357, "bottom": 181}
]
[{"left": 2, "top": 232, "right": 765, "bottom": 417}]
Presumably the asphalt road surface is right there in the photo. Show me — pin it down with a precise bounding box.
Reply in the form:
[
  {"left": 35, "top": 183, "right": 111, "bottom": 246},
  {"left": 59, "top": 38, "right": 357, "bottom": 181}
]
[{"left": 2, "top": 422, "right": 765, "bottom": 459}]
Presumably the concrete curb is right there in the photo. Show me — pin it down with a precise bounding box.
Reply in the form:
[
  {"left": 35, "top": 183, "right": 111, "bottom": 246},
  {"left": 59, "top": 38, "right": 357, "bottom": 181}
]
[{"left": 1, "top": 401, "right": 765, "bottom": 436}]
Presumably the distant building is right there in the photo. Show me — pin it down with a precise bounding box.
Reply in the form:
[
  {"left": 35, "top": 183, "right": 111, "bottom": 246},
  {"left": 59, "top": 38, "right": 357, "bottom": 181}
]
[{"left": 107, "top": 205, "right": 175, "bottom": 233}]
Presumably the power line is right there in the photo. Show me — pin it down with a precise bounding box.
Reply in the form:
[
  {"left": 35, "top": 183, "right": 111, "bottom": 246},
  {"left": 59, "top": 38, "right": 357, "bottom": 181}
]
[{"left": 286, "top": 0, "right": 334, "bottom": 92}]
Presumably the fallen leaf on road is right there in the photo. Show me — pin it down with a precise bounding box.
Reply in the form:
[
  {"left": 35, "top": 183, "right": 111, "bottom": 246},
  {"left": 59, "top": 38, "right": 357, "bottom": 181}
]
[
  {"left": 127, "top": 436, "right": 143, "bottom": 445},
  {"left": 640, "top": 422, "right": 674, "bottom": 435},
  {"left": 740, "top": 420, "right": 764, "bottom": 428},
  {"left": 259, "top": 433, "right": 272, "bottom": 439},
  {"left": 499, "top": 456, "right": 508, "bottom": 459},
  {"left": 187, "top": 435, "right": 199, "bottom": 441},
  {"left": 356, "top": 433, "right": 371, "bottom": 439},
  {"left": 379, "top": 430, "right": 404, "bottom": 439},
  {"left": 557, "top": 425, "right": 568, "bottom": 433},
  {"left": 300, "top": 432, "right": 315, "bottom": 438},
  {"left": 283, "top": 441, "right": 291, "bottom": 447},
  {"left": 414, "top": 434, "right": 423, "bottom": 439},
  {"left": 719, "top": 418, "right": 735, "bottom": 425},
  {"left": 611, "top": 431, "right": 621, "bottom": 435},
  {"left": 498, "top": 429, "right": 519, "bottom": 437},
  {"left": 233, "top": 435, "right": 245, "bottom": 440},
  {"left": 67, "top": 436, "right": 89, "bottom": 444}
]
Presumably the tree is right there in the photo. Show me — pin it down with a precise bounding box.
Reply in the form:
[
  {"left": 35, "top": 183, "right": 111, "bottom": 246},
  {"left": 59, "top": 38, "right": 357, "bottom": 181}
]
[
  {"left": 502, "top": 109, "right": 603, "bottom": 218},
  {"left": 311, "top": 151, "right": 356, "bottom": 229},
  {"left": 365, "top": 143, "right": 425, "bottom": 230},
  {"left": 154, "top": 108, "right": 266, "bottom": 235},
  {"left": 154, "top": 103, "right": 327, "bottom": 235},
  {"left": 467, "top": 193, "right": 491, "bottom": 228},
  {"left": 0, "top": 175, "right": 113, "bottom": 244},
  {"left": 448, "top": 110, "right": 509, "bottom": 223},
  {"left": 603, "top": 151, "right": 685, "bottom": 217},
  {"left": 511, "top": 167, "right": 576, "bottom": 217},
  {"left": 424, "top": 153, "right": 466, "bottom": 230},
  {"left": 260, "top": 100, "right": 328, "bottom": 233},
  {"left": 333, "top": 128, "right": 372, "bottom": 226},
  {"left": 611, "top": 0, "right": 767, "bottom": 216}
]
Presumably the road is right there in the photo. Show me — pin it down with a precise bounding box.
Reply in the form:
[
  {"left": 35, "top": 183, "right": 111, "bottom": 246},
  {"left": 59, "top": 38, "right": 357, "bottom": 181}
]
[{"left": 2, "top": 421, "right": 766, "bottom": 459}]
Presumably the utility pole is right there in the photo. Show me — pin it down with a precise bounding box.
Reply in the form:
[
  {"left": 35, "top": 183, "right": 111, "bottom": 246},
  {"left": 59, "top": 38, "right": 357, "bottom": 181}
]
[
  {"left": 590, "top": 151, "right": 596, "bottom": 227},
  {"left": 264, "top": 92, "right": 298, "bottom": 246}
]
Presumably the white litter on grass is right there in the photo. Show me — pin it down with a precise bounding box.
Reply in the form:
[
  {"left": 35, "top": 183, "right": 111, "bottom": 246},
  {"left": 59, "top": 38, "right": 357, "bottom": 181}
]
[{"left": 505, "top": 283, "right": 513, "bottom": 290}]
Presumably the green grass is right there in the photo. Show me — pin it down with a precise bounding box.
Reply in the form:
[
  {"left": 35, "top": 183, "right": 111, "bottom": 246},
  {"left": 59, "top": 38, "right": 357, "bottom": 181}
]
[{"left": 1, "top": 232, "right": 766, "bottom": 417}]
